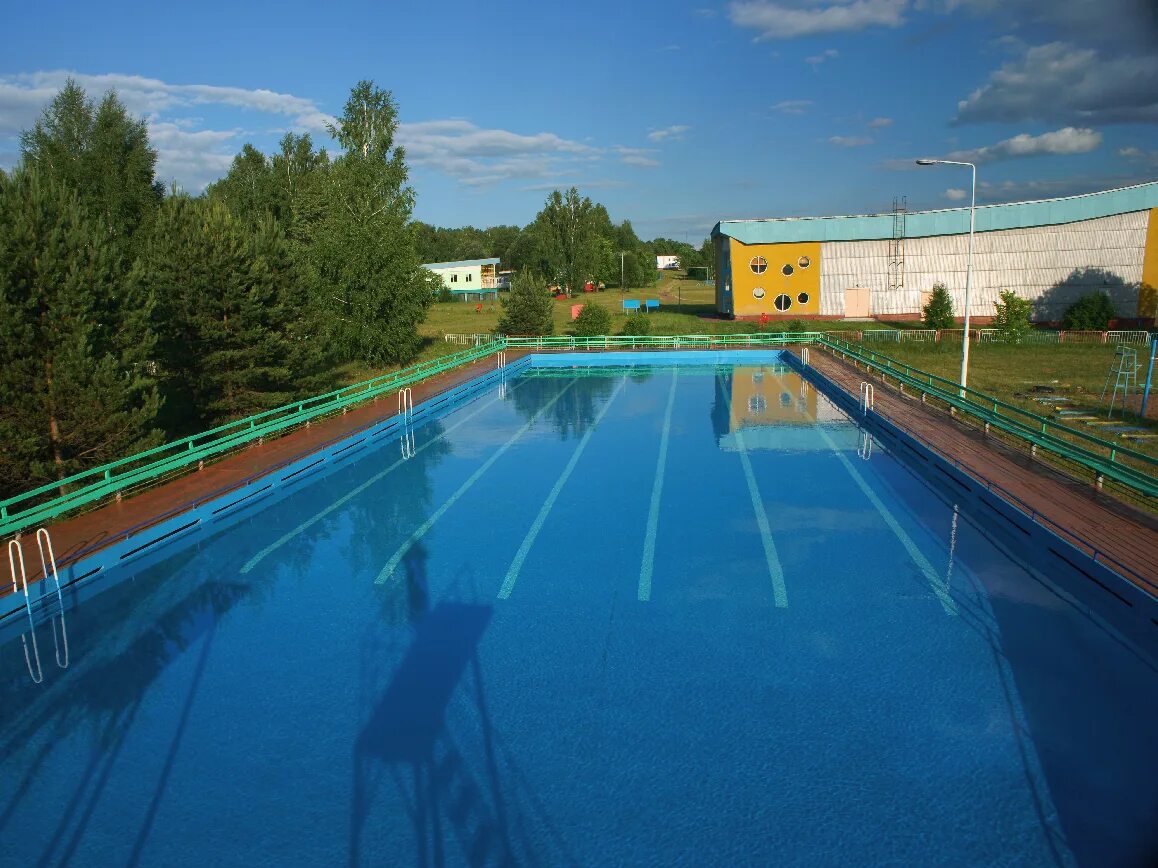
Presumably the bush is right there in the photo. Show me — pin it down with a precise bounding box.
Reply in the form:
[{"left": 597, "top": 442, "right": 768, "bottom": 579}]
[
  {"left": 573, "top": 302, "right": 612, "bottom": 337},
  {"left": 621, "top": 311, "right": 650, "bottom": 336},
  {"left": 993, "top": 289, "right": 1033, "bottom": 344},
  {"left": 1061, "top": 291, "right": 1115, "bottom": 330},
  {"left": 923, "top": 282, "right": 954, "bottom": 330},
  {"left": 497, "top": 273, "right": 554, "bottom": 336},
  {"left": 785, "top": 318, "right": 807, "bottom": 333},
  {"left": 436, "top": 285, "right": 455, "bottom": 304}
]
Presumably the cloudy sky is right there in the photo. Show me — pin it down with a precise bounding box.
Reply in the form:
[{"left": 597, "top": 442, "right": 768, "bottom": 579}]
[{"left": 2, "top": 0, "right": 1156, "bottom": 240}]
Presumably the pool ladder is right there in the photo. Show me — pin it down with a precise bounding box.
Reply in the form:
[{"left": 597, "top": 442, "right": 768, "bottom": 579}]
[
  {"left": 7, "top": 528, "right": 69, "bottom": 684},
  {"left": 397, "top": 387, "right": 416, "bottom": 459},
  {"left": 859, "top": 381, "right": 875, "bottom": 415}
]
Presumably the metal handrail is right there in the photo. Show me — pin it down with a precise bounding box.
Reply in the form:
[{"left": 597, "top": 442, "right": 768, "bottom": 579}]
[
  {"left": 0, "top": 341, "right": 505, "bottom": 537},
  {"left": 819, "top": 336, "right": 1158, "bottom": 487}
]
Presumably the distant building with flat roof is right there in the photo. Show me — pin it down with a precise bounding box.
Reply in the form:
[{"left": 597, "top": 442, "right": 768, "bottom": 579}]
[{"left": 421, "top": 257, "right": 501, "bottom": 301}]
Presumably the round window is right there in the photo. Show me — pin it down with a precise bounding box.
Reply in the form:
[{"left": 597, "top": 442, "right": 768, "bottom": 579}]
[
  {"left": 797, "top": 292, "right": 810, "bottom": 305},
  {"left": 782, "top": 264, "right": 794, "bottom": 276},
  {"left": 752, "top": 287, "right": 765, "bottom": 299},
  {"left": 774, "top": 294, "right": 792, "bottom": 312},
  {"left": 750, "top": 256, "right": 768, "bottom": 274},
  {"left": 798, "top": 255, "right": 811, "bottom": 268},
  {"left": 779, "top": 392, "right": 792, "bottom": 407},
  {"left": 748, "top": 395, "right": 767, "bottom": 415}
]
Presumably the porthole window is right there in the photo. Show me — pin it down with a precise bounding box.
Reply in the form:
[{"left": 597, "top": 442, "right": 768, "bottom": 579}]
[
  {"left": 752, "top": 287, "right": 765, "bottom": 299},
  {"left": 779, "top": 392, "right": 792, "bottom": 407},
  {"left": 798, "top": 255, "right": 811, "bottom": 268},
  {"left": 781, "top": 264, "right": 794, "bottom": 277},
  {"left": 750, "top": 256, "right": 768, "bottom": 274},
  {"left": 774, "top": 293, "right": 792, "bottom": 311},
  {"left": 797, "top": 292, "right": 810, "bottom": 305}
]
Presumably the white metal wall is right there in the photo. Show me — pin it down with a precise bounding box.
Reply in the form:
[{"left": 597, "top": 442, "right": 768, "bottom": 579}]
[{"left": 818, "top": 210, "right": 1148, "bottom": 319}]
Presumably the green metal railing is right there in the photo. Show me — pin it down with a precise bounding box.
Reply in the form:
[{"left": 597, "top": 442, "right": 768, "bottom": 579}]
[
  {"left": 0, "top": 340, "right": 504, "bottom": 538},
  {"left": 819, "top": 335, "right": 1158, "bottom": 499},
  {"left": 3, "top": 330, "right": 1153, "bottom": 540}
]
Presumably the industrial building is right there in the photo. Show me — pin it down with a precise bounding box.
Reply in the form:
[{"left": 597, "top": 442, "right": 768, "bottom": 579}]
[{"left": 711, "top": 181, "right": 1158, "bottom": 324}]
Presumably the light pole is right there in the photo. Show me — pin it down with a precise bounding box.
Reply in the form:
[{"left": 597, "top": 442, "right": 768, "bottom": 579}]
[{"left": 917, "top": 158, "right": 976, "bottom": 397}]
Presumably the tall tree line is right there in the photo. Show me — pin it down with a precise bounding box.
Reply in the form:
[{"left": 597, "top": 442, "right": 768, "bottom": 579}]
[{"left": 0, "top": 79, "right": 435, "bottom": 499}]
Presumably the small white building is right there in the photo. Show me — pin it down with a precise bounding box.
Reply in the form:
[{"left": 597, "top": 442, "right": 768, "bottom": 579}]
[
  {"left": 656, "top": 254, "right": 680, "bottom": 270},
  {"left": 422, "top": 257, "right": 502, "bottom": 300}
]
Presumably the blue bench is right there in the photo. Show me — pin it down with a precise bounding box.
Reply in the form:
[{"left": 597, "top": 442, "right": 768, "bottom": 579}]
[
  {"left": 644, "top": 299, "right": 659, "bottom": 312},
  {"left": 623, "top": 299, "right": 641, "bottom": 312}
]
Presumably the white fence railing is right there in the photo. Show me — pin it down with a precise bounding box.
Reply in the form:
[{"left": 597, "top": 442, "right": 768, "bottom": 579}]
[{"left": 444, "top": 333, "right": 499, "bottom": 345}]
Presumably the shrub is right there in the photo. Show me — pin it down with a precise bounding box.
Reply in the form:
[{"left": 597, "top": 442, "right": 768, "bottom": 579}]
[
  {"left": 922, "top": 283, "right": 954, "bottom": 330},
  {"left": 993, "top": 289, "right": 1033, "bottom": 344},
  {"left": 573, "top": 302, "right": 613, "bottom": 337},
  {"left": 436, "top": 286, "right": 455, "bottom": 304},
  {"left": 621, "top": 311, "right": 651, "bottom": 336},
  {"left": 1061, "top": 291, "right": 1115, "bottom": 330},
  {"left": 785, "top": 318, "right": 807, "bottom": 333},
  {"left": 497, "top": 273, "right": 553, "bottom": 336}
]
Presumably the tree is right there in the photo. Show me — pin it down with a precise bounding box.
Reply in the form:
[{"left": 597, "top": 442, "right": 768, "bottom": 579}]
[
  {"left": 531, "top": 187, "right": 601, "bottom": 295},
  {"left": 993, "top": 290, "right": 1033, "bottom": 344},
  {"left": 133, "top": 196, "right": 312, "bottom": 431},
  {"left": 304, "top": 80, "right": 435, "bottom": 365},
  {"left": 1062, "top": 291, "right": 1116, "bottom": 330},
  {"left": 20, "top": 79, "right": 162, "bottom": 247},
  {"left": 573, "top": 302, "right": 612, "bottom": 337},
  {"left": 0, "top": 170, "right": 160, "bottom": 497},
  {"left": 922, "top": 283, "right": 954, "bottom": 330},
  {"left": 622, "top": 311, "right": 650, "bottom": 336},
  {"left": 497, "top": 273, "right": 553, "bottom": 336}
]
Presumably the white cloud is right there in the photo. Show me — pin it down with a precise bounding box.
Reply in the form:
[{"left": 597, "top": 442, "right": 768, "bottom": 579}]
[
  {"left": 944, "top": 126, "right": 1101, "bottom": 163},
  {"left": 955, "top": 42, "right": 1158, "bottom": 125},
  {"left": 613, "top": 146, "right": 660, "bottom": 168},
  {"left": 147, "top": 120, "right": 244, "bottom": 190},
  {"left": 1118, "top": 145, "right": 1158, "bottom": 166},
  {"left": 829, "top": 135, "right": 873, "bottom": 147},
  {"left": 868, "top": 116, "right": 893, "bottom": 128},
  {"left": 647, "top": 124, "right": 691, "bottom": 142},
  {"left": 728, "top": 0, "right": 907, "bottom": 40},
  {"left": 806, "top": 48, "right": 839, "bottom": 66},
  {"left": 520, "top": 179, "right": 629, "bottom": 192},
  {"left": 944, "top": 188, "right": 968, "bottom": 201},
  {"left": 772, "top": 100, "right": 813, "bottom": 114}
]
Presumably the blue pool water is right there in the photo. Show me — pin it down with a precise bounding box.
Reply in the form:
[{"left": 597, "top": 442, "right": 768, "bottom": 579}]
[{"left": 1, "top": 354, "right": 1156, "bottom": 867}]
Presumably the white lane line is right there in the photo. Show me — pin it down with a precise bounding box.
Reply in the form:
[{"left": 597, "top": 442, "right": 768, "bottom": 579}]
[
  {"left": 637, "top": 371, "right": 679, "bottom": 602},
  {"left": 498, "top": 378, "right": 627, "bottom": 599},
  {"left": 734, "top": 427, "right": 789, "bottom": 608},
  {"left": 374, "top": 380, "right": 578, "bottom": 585},
  {"left": 816, "top": 427, "right": 957, "bottom": 615},
  {"left": 240, "top": 387, "right": 518, "bottom": 575}
]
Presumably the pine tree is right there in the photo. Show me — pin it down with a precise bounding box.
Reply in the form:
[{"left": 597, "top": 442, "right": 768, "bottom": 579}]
[
  {"left": 20, "top": 79, "right": 162, "bottom": 247},
  {"left": 134, "top": 197, "right": 309, "bottom": 431},
  {"left": 498, "top": 273, "right": 554, "bottom": 336},
  {"left": 0, "top": 170, "right": 160, "bottom": 497}
]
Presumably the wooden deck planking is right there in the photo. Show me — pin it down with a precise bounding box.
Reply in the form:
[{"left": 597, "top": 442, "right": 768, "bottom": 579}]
[
  {"left": 2, "top": 351, "right": 526, "bottom": 594},
  {"left": 808, "top": 349, "right": 1158, "bottom": 591}
]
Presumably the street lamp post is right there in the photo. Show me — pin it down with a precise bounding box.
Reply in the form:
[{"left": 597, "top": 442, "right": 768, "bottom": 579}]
[{"left": 917, "top": 158, "right": 976, "bottom": 397}]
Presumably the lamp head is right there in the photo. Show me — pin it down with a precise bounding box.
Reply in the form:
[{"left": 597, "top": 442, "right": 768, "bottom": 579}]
[{"left": 915, "top": 159, "right": 937, "bottom": 166}]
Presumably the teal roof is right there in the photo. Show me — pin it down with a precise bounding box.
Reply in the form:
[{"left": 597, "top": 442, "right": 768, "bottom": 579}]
[
  {"left": 421, "top": 257, "right": 500, "bottom": 270},
  {"left": 712, "top": 181, "right": 1158, "bottom": 244}
]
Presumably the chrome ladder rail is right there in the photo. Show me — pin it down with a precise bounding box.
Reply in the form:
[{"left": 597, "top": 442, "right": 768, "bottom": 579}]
[
  {"left": 8, "top": 539, "right": 43, "bottom": 683},
  {"left": 36, "top": 528, "right": 69, "bottom": 669},
  {"left": 859, "top": 382, "right": 875, "bottom": 414}
]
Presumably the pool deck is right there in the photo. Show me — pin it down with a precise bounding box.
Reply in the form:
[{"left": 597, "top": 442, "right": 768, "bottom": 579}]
[
  {"left": 2, "top": 351, "right": 528, "bottom": 593},
  {"left": 807, "top": 348, "right": 1158, "bottom": 596},
  {"left": 5, "top": 344, "right": 1155, "bottom": 602}
]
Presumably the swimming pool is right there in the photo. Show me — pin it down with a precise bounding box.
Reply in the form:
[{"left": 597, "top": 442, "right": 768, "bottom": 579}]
[{"left": 2, "top": 351, "right": 1155, "bottom": 866}]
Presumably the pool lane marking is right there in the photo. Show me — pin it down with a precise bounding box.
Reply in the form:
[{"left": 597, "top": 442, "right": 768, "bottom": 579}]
[
  {"left": 240, "top": 386, "right": 521, "bottom": 575},
  {"left": 498, "top": 378, "right": 627, "bottom": 600},
  {"left": 816, "top": 427, "right": 957, "bottom": 615},
  {"left": 374, "top": 380, "right": 579, "bottom": 585},
  {"left": 637, "top": 371, "right": 679, "bottom": 602},
  {"left": 734, "top": 427, "right": 789, "bottom": 608}
]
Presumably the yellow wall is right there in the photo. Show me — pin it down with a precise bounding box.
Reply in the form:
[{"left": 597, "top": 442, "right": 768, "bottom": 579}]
[
  {"left": 728, "top": 239, "right": 821, "bottom": 317},
  {"left": 1140, "top": 207, "right": 1158, "bottom": 321}
]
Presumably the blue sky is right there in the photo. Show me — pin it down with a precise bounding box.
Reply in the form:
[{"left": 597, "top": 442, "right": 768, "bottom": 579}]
[{"left": 2, "top": 0, "right": 1156, "bottom": 240}]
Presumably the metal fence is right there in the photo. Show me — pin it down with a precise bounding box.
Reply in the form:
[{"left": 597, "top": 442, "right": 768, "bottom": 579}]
[{"left": 443, "top": 333, "right": 499, "bottom": 345}]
